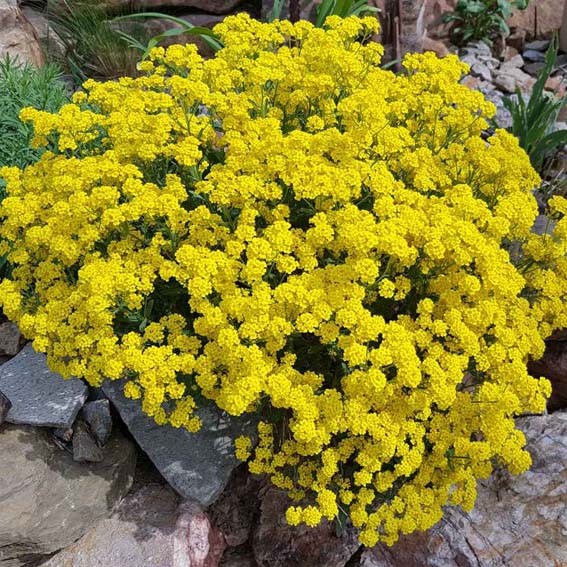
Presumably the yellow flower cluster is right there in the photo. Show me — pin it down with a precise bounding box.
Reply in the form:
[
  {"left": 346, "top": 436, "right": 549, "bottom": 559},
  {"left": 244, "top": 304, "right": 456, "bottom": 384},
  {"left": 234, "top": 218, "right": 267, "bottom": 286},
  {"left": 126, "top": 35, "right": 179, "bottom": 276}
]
[{"left": 1, "top": 14, "right": 566, "bottom": 546}]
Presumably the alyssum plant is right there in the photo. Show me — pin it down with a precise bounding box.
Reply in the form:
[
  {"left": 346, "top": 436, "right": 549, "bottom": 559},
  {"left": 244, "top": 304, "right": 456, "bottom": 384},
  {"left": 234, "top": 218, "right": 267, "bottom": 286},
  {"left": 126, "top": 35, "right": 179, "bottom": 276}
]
[{"left": 1, "top": 15, "right": 566, "bottom": 547}]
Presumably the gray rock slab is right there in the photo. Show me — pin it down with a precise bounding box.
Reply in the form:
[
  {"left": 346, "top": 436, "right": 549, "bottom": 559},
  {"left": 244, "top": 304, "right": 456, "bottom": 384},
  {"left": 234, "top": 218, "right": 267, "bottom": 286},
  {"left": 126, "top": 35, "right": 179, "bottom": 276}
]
[
  {"left": 0, "top": 424, "right": 136, "bottom": 567},
  {"left": 82, "top": 399, "right": 113, "bottom": 445},
  {"left": 102, "top": 379, "right": 258, "bottom": 507},
  {"left": 524, "top": 39, "right": 550, "bottom": 51},
  {"left": 0, "top": 343, "right": 88, "bottom": 428},
  {"left": 471, "top": 62, "right": 492, "bottom": 82},
  {"left": 523, "top": 49, "right": 546, "bottom": 62},
  {"left": 0, "top": 322, "right": 22, "bottom": 356}
]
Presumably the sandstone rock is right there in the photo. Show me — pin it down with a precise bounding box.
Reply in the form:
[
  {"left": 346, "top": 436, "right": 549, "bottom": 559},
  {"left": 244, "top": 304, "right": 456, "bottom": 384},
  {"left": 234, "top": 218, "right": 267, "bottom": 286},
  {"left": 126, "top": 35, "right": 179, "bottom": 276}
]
[
  {"left": 103, "top": 0, "right": 245, "bottom": 15},
  {"left": 505, "top": 53, "right": 524, "bottom": 68},
  {"left": 0, "top": 389, "right": 11, "bottom": 425},
  {"left": 545, "top": 76, "right": 566, "bottom": 95},
  {"left": 421, "top": 36, "right": 449, "bottom": 57},
  {"left": 507, "top": 29, "right": 526, "bottom": 51},
  {"left": 494, "top": 65, "right": 535, "bottom": 93},
  {"left": 502, "top": 46, "right": 519, "bottom": 61},
  {"left": 103, "top": 379, "right": 258, "bottom": 507},
  {"left": 0, "top": 0, "right": 44, "bottom": 66},
  {"left": 0, "top": 424, "right": 136, "bottom": 566},
  {"left": 508, "top": 0, "right": 564, "bottom": 39},
  {"left": 0, "top": 343, "right": 88, "bottom": 429},
  {"left": 528, "top": 340, "right": 567, "bottom": 412},
  {"left": 253, "top": 488, "right": 360, "bottom": 567},
  {"left": 73, "top": 420, "right": 104, "bottom": 463},
  {"left": 42, "top": 481, "right": 226, "bottom": 567},
  {"left": 20, "top": 6, "right": 66, "bottom": 60},
  {"left": 82, "top": 399, "right": 112, "bottom": 445},
  {"left": 360, "top": 412, "right": 567, "bottom": 567},
  {"left": 0, "top": 322, "right": 22, "bottom": 356}
]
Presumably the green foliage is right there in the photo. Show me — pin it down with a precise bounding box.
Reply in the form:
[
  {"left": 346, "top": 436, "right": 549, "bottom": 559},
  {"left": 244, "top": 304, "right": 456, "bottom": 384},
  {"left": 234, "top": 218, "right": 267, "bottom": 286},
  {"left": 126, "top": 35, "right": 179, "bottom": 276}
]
[
  {"left": 314, "top": 0, "right": 379, "bottom": 28},
  {"left": 0, "top": 54, "right": 68, "bottom": 279},
  {"left": 115, "top": 12, "right": 225, "bottom": 59},
  {"left": 443, "top": 0, "right": 529, "bottom": 46},
  {"left": 47, "top": 0, "right": 147, "bottom": 83},
  {"left": 503, "top": 37, "right": 567, "bottom": 173}
]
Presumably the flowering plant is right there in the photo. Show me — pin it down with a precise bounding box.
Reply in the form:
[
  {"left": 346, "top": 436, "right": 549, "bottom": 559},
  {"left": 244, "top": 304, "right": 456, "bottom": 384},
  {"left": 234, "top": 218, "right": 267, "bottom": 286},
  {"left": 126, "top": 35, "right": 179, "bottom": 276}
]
[{"left": 1, "top": 14, "right": 566, "bottom": 546}]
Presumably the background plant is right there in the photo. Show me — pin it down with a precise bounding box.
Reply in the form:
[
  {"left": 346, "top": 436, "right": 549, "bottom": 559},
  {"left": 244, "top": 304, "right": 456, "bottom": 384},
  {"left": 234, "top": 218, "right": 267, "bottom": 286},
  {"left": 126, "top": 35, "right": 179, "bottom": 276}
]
[
  {"left": 0, "top": 55, "right": 68, "bottom": 280},
  {"left": 1, "top": 15, "right": 565, "bottom": 549},
  {"left": 443, "top": 0, "right": 530, "bottom": 46},
  {"left": 47, "top": 0, "right": 148, "bottom": 83},
  {"left": 504, "top": 37, "right": 567, "bottom": 175}
]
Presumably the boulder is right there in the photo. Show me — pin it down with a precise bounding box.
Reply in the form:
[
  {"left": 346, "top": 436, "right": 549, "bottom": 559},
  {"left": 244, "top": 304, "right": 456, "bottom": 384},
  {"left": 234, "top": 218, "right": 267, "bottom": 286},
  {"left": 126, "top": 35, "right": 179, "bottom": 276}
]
[
  {"left": 42, "top": 482, "right": 226, "bottom": 567},
  {"left": 72, "top": 420, "right": 104, "bottom": 463},
  {"left": 0, "top": 343, "right": 88, "bottom": 429},
  {"left": 0, "top": 0, "right": 44, "bottom": 66},
  {"left": 0, "top": 424, "right": 136, "bottom": 566},
  {"left": 508, "top": 0, "right": 564, "bottom": 39},
  {"left": 360, "top": 411, "right": 567, "bottom": 567},
  {"left": 253, "top": 488, "right": 360, "bottom": 567},
  {"left": 102, "top": 379, "right": 258, "bottom": 507}
]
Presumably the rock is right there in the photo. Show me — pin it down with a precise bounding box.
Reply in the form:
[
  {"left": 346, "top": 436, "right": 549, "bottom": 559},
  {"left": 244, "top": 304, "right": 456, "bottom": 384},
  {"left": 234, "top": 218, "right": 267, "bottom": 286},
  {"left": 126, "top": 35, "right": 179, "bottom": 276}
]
[
  {"left": 545, "top": 76, "right": 566, "bottom": 96},
  {"left": 82, "top": 399, "right": 112, "bottom": 445},
  {"left": 505, "top": 53, "right": 525, "bottom": 68},
  {"left": 0, "top": 424, "right": 136, "bottom": 566},
  {"left": 42, "top": 480, "right": 226, "bottom": 567},
  {"left": 103, "top": 0, "right": 245, "bottom": 15},
  {"left": 528, "top": 340, "right": 567, "bottom": 412},
  {"left": 460, "top": 75, "right": 481, "bottom": 90},
  {"left": 210, "top": 466, "right": 264, "bottom": 548},
  {"left": 532, "top": 214, "right": 557, "bottom": 236},
  {"left": 0, "top": 0, "right": 44, "bottom": 66},
  {"left": 53, "top": 426, "right": 74, "bottom": 443},
  {"left": 360, "top": 412, "right": 567, "bottom": 567},
  {"left": 523, "top": 61, "right": 546, "bottom": 76},
  {"left": 253, "top": 488, "right": 360, "bottom": 567},
  {"left": 507, "top": 29, "right": 527, "bottom": 51},
  {"left": 422, "top": 36, "right": 449, "bottom": 58},
  {"left": 0, "top": 322, "right": 22, "bottom": 356},
  {"left": 524, "top": 39, "right": 551, "bottom": 51},
  {"left": 0, "top": 389, "right": 12, "bottom": 425},
  {"left": 493, "top": 65, "right": 535, "bottom": 93},
  {"left": 0, "top": 343, "right": 88, "bottom": 429},
  {"left": 471, "top": 62, "right": 492, "bottom": 82},
  {"left": 73, "top": 420, "right": 104, "bottom": 462},
  {"left": 509, "top": 0, "right": 564, "bottom": 39},
  {"left": 464, "top": 40, "right": 492, "bottom": 57},
  {"left": 102, "top": 379, "right": 258, "bottom": 507},
  {"left": 523, "top": 49, "right": 546, "bottom": 62},
  {"left": 20, "top": 6, "right": 66, "bottom": 60},
  {"left": 502, "top": 46, "right": 519, "bottom": 62},
  {"left": 221, "top": 547, "right": 258, "bottom": 566}
]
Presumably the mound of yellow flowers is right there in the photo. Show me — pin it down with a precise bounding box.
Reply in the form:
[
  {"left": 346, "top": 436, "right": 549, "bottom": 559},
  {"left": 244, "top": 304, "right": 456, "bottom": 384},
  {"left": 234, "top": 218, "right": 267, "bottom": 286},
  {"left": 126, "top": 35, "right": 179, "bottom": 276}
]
[{"left": 1, "top": 13, "right": 566, "bottom": 546}]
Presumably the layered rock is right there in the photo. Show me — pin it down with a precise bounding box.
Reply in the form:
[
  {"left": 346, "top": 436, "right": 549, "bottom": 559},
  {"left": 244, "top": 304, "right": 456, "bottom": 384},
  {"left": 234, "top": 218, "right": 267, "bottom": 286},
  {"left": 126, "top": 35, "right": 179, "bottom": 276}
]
[
  {"left": 0, "top": 0, "right": 44, "bottom": 66},
  {"left": 0, "top": 425, "right": 136, "bottom": 566}
]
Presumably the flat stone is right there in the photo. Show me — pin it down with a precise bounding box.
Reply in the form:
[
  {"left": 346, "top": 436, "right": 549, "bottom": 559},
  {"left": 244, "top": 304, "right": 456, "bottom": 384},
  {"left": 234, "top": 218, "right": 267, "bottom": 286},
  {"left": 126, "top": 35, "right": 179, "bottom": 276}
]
[
  {"left": 471, "top": 62, "right": 491, "bottom": 82},
  {"left": 0, "top": 389, "right": 12, "bottom": 425},
  {"left": 524, "top": 39, "right": 550, "bottom": 51},
  {"left": 0, "top": 322, "right": 22, "bottom": 356},
  {"left": 73, "top": 420, "right": 104, "bottom": 463},
  {"left": 463, "top": 40, "right": 492, "bottom": 57},
  {"left": 494, "top": 66, "right": 535, "bottom": 93},
  {"left": 523, "top": 49, "right": 546, "bottom": 62},
  {"left": 42, "top": 484, "right": 226, "bottom": 567},
  {"left": 0, "top": 424, "right": 136, "bottom": 566},
  {"left": 82, "top": 399, "right": 112, "bottom": 445},
  {"left": 360, "top": 412, "right": 567, "bottom": 567},
  {"left": 532, "top": 214, "right": 556, "bottom": 236},
  {"left": 0, "top": 343, "right": 88, "bottom": 428},
  {"left": 505, "top": 53, "right": 525, "bottom": 68},
  {"left": 524, "top": 61, "right": 546, "bottom": 76},
  {"left": 102, "top": 379, "right": 258, "bottom": 506}
]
